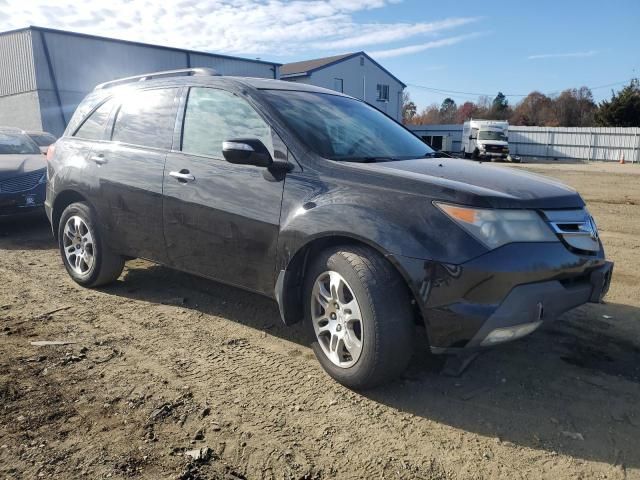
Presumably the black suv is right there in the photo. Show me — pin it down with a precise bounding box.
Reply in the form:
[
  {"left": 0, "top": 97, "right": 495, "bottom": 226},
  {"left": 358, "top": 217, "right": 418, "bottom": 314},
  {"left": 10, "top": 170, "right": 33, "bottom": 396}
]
[{"left": 45, "top": 68, "right": 613, "bottom": 388}]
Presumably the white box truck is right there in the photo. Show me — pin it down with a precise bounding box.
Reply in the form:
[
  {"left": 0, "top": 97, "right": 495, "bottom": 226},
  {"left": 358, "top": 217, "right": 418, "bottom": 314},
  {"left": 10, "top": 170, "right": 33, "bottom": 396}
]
[{"left": 461, "top": 120, "right": 512, "bottom": 161}]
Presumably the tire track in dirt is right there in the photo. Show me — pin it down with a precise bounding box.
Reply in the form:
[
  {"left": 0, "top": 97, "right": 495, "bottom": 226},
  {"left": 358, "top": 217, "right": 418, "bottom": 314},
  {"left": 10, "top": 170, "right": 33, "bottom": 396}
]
[{"left": 3, "top": 199, "right": 640, "bottom": 480}]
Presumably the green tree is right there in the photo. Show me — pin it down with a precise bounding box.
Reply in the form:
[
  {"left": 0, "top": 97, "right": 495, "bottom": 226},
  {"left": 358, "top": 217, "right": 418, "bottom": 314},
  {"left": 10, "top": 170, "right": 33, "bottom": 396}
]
[
  {"left": 595, "top": 79, "right": 640, "bottom": 127},
  {"left": 491, "top": 92, "right": 510, "bottom": 119},
  {"left": 439, "top": 97, "right": 457, "bottom": 123}
]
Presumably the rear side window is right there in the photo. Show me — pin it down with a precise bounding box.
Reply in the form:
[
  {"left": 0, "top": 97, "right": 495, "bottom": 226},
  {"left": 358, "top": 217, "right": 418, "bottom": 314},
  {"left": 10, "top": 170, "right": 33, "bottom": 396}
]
[
  {"left": 111, "top": 88, "right": 180, "bottom": 150},
  {"left": 181, "top": 87, "right": 272, "bottom": 158},
  {"left": 74, "top": 100, "right": 114, "bottom": 140}
]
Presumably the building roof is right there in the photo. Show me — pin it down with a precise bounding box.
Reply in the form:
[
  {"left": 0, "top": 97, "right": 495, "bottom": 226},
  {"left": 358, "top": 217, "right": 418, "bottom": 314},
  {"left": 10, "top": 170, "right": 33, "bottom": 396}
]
[
  {"left": 280, "top": 53, "right": 354, "bottom": 76},
  {"left": 0, "top": 26, "right": 282, "bottom": 68},
  {"left": 280, "top": 51, "right": 406, "bottom": 88}
]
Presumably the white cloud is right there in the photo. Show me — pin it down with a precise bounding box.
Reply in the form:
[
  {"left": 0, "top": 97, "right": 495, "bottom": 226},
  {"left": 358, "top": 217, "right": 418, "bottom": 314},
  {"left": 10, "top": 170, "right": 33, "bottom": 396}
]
[
  {"left": 370, "top": 32, "right": 487, "bottom": 59},
  {"left": 314, "top": 17, "right": 480, "bottom": 50},
  {"left": 528, "top": 50, "right": 598, "bottom": 60},
  {"left": 1, "top": 0, "right": 478, "bottom": 58}
]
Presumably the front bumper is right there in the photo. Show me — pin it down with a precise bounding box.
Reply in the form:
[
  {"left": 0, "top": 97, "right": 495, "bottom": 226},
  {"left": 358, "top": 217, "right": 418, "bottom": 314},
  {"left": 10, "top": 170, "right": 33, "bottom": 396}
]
[
  {"left": 481, "top": 150, "right": 509, "bottom": 158},
  {"left": 465, "top": 261, "right": 612, "bottom": 349},
  {"left": 0, "top": 183, "right": 46, "bottom": 217},
  {"left": 391, "top": 242, "right": 612, "bottom": 352}
]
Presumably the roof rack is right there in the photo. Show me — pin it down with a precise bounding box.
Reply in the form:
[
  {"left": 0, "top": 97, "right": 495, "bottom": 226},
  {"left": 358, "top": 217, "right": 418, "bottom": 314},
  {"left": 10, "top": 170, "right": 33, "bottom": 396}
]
[{"left": 94, "top": 67, "right": 220, "bottom": 90}]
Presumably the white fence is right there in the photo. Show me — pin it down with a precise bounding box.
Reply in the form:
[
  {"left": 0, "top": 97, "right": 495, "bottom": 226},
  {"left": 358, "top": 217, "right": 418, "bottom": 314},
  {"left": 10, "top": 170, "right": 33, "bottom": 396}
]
[{"left": 409, "top": 124, "right": 640, "bottom": 162}]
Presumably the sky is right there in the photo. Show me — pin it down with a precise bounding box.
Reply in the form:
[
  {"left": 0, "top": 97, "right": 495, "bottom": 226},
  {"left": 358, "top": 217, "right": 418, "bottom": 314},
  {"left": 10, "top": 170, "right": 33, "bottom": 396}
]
[{"left": 1, "top": 0, "right": 639, "bottom": 110}]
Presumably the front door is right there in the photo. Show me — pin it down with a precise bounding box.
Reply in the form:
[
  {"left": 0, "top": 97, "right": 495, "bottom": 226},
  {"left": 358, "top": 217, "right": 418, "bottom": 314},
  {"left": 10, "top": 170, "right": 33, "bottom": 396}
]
[{"left": 163, "top": 87, "right": 286, "bottom": 294}]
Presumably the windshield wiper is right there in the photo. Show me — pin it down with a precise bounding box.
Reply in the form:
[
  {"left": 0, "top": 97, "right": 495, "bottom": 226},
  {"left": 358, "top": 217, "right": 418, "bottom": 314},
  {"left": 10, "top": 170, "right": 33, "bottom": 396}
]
[{"left": 335, "top": 156, "right": 396, "bottom": 163}]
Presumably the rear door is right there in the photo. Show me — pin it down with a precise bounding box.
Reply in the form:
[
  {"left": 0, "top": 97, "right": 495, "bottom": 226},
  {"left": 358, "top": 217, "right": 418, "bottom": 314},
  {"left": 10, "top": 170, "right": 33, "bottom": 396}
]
[
  {"left": 163, "top": 86, "right": 286, "bottom": 294},
  {"left": 57, "top": 97, "right": 117, "bottom": 222},
  {"left": 89, "top": 87, "right": 180, "bottom": 262}
]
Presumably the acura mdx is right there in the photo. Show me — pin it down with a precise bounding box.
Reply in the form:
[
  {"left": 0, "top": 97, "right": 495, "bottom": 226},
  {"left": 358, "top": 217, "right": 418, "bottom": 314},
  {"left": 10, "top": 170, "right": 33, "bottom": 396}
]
[{"left": 45, "top": 68, "right": 613, "bottom": 388}]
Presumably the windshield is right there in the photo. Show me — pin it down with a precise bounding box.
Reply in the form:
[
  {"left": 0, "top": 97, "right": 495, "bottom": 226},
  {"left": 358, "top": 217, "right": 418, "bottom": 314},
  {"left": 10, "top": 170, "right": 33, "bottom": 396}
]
[
  {"left": 261, "top": 90, "right": 434, "bottom": 161},
  {"left": 478, "top": 130, "right": 507, "bottom": 141},
  {"left": 0, "top": 132, "right": 41, "bottom": 155}
]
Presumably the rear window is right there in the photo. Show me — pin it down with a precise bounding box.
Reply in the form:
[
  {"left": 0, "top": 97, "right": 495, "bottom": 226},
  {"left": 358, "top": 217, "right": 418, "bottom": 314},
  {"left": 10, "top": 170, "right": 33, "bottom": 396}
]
[
  {"left": 0, "top": 132, "right": 41, "bottom": 155},
  {"left": 74, "top": 100, "right": 115, "bottom": 140},
  {"left": 111, "top": 88, "right": 180, "bottom": 150}
]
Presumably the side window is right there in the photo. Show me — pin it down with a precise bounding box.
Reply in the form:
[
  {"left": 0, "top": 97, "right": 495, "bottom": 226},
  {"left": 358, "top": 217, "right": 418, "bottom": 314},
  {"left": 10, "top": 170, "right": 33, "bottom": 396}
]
[
  {"left": 182, "top": 87, "right": 272, "bottom": 159},
  {"left": 376, "top": 84, "right": 389, "bottom": 102},
  {"left": 111, "top": 88, "right": 179, "bottom": 149},
  {"left": 74, "top": 100, "right": 114, "bottom": 140}
]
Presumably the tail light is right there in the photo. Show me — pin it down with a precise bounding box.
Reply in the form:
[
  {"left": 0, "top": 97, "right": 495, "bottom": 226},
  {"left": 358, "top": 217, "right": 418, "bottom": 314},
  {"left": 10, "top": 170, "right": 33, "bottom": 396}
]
[{"left": 46, "top": 143, "right": 56, "bottom": 162}]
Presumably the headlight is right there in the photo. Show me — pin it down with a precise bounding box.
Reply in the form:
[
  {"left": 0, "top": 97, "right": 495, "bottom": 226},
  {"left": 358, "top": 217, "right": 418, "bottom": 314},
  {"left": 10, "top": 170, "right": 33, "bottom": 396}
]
[{"left": 434, "top": 202, "right": 557, "bottom": 249}]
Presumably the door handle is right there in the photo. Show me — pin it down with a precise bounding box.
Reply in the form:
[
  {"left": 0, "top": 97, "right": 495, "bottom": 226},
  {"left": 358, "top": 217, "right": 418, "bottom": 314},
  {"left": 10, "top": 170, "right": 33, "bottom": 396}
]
[
  {"left": 169, "top": 170, "right": 196, "bottom": 183},
  {"left": 90, "top": 155, "right": 107, "bottom": 165}
]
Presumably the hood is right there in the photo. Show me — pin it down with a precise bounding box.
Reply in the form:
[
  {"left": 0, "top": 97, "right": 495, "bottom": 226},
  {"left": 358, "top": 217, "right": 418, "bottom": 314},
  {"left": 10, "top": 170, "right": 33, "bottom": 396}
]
[
  {"left": 0, "top": 154, "right": 46, "bottom": 181},
  {"left": 345, "top": 157, "right": 584, "bottom": 209}
]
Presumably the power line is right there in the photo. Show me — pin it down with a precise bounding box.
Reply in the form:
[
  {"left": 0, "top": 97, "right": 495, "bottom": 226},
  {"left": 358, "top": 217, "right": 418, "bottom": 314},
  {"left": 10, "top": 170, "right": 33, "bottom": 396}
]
[{"left": 406, "top": 78, "right": 633, "bottom": 99}]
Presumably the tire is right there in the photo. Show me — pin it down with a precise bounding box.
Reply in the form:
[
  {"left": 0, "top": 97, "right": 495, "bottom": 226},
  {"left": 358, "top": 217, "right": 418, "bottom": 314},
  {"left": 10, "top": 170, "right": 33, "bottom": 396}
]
[
  {"left": 303, "top": 245, "right": 414, "bottom": 389},
  {"left": 472, "top": 148, "right": 480, "bottom": 160},
  {"left": 58, "top": 201, "right": 124, "bottom": 287},
  {"left": 462, "top": 149, "right": 470, "bottom": 159}
]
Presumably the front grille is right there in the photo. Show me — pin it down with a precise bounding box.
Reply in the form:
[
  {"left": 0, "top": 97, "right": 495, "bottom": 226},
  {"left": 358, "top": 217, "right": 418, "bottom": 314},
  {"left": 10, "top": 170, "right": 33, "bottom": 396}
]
[
  {"left": 0, "top": 170, "right": 44, "bottom": 193},
  {"left": 485, "top": 145, "right": 507, "bottom": 152},
  {"left": 542, "top": 208, "right": 600, "bottom": 253}
]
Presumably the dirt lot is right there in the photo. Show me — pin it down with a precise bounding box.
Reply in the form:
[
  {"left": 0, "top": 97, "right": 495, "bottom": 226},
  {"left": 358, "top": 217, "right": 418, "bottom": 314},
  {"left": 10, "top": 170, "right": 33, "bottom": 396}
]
[{"left": 1, "top": 162, "right": 639, "bottom": 480}]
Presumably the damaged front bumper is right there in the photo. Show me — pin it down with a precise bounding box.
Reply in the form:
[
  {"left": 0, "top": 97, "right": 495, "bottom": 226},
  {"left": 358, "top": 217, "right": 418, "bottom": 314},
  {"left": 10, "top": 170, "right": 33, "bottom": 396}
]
[{"left": 391, "top": 242, "right": 613, "bottom": 353}]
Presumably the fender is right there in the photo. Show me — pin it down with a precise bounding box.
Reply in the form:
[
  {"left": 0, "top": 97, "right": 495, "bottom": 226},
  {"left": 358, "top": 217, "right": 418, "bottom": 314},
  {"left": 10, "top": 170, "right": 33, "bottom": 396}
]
[{"left": 272, "top": 171, "right": 486, "bottom": 325}]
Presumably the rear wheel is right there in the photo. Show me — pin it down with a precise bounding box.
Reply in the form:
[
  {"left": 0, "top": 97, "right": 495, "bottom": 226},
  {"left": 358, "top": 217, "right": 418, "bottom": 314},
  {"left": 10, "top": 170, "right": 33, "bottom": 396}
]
[
  {"left": 58, "top": 202, "right": 124, "bottom": 287},
  {"left": 304, "top": 245, "right": 414, "bottom": 389}
]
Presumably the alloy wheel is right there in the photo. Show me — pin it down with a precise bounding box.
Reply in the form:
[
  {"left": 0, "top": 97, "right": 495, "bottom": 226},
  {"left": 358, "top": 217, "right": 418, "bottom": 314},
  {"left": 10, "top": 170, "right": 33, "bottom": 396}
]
[
  {"left": 62, "top": 215, "right": 95, "bottom": 276},
  {"left": 311, "top": 271, "right": 363, "bottom": 368}
]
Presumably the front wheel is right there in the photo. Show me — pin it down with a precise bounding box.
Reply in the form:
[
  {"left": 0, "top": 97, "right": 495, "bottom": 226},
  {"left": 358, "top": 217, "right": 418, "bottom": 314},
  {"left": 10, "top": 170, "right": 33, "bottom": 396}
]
[
  {"left": 304, "top": 245, "right": 414, "bottom": 389},
  {"left": 58, "top": 202, "right": 124, "bottom": 287}
]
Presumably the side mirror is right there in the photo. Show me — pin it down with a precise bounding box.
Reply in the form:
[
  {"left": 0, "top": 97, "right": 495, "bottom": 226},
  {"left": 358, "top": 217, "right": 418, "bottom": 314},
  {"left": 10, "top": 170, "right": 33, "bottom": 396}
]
[
  {"left": 469, "top": 135, "right": 474, "bottom": 140},
  {"left": 222, "top": 139, "right": 273, "bottom": 167}
]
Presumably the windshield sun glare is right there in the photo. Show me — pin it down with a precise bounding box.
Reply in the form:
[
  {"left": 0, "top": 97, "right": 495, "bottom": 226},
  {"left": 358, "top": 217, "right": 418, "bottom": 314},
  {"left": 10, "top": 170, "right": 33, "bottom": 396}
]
[{"left": 262, "top": 90, "right": 434, "bottom": 162}]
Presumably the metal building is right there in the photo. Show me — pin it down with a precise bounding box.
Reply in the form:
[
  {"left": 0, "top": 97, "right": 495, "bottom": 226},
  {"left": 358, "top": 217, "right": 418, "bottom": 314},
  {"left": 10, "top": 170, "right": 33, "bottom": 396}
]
[
  {"left": 0, "top": 26, "right": 281, "bottom": 136},
  {"left": 410, "top": 124, "right": 640, "bottom": 162},
  {"left": 281, "top": 52, "right": 405, "bottom": 122}
]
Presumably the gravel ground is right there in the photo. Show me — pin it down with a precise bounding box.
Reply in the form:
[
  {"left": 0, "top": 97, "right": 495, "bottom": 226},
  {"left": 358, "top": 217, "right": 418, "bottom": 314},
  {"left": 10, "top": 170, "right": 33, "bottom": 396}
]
[{"left": 1, "top": 161, "right": 639, "bottom": 480}]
